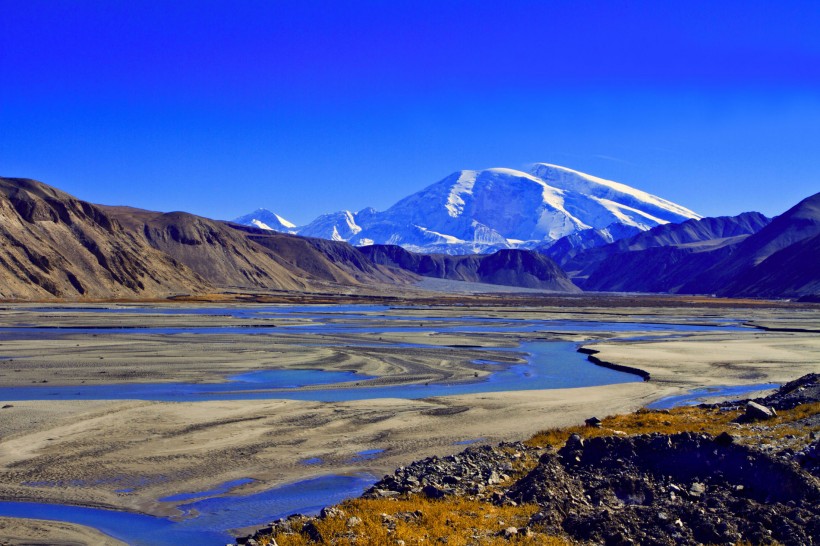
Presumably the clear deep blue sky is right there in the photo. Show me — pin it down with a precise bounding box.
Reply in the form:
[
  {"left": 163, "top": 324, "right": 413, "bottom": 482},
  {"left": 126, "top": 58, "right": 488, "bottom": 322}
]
[{"left": 2, "top": 0, "right": 819, "bottom": 224}]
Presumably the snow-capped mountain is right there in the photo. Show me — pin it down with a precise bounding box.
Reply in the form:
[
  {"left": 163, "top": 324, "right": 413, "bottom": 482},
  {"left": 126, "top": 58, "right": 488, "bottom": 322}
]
[
  {"left": 232, "top": 209, "right": 297, "bottom": 234},
  {"left": 298, "top": 210, "right": 363, "bottom": 241},
  {"left": 234, "top": 164, "right": 701, "bottom": 254}
]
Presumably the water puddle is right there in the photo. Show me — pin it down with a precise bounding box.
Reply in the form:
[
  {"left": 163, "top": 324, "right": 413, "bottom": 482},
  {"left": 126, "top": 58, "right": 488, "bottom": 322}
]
[
  {"left": 348, "top": 449, "right": 384, "bottom": 462},
  {"left": 647, "top": 383, "right": 780, "bottom": 409},
  {"left": 453, "top": 438, "right": 485, "bottom": 445}
]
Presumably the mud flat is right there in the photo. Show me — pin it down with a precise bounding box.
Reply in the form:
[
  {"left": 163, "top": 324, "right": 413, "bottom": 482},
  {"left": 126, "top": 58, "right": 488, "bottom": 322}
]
[
  {"left": 0, "top": 300, "right": 817, "bottom": 543},
  {"left": 0, "top": 516, "right": 125, "bottom": 546}
]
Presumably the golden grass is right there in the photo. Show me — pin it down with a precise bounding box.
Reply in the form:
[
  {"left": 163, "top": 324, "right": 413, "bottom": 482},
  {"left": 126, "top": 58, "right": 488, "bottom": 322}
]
[
  {"left": 260, "top": 496, "right": 568, "bottom": 546},
  {"left": 526, "top": 402, "right": 820, "bottom": 450}
]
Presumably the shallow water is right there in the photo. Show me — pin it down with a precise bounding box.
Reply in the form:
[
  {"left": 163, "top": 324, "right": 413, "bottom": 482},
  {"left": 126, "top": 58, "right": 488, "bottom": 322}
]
[
  {"left": 0, "top": 341, "right": 638, "bottom": 402},
  {"left": 0, "top": 304, "right": 748, "bottom": 340},
  {"left": 0, "top": 474, "right": 375, "bottom": 546},
  {"left": 646, "top": 383, "right": 780, "bottom": 409},
  {"left": 158, "top": 478, "right": 256, "bottom": 503},
  {"left": 348, "top": 449, "right": 385, "bottom": 462}
]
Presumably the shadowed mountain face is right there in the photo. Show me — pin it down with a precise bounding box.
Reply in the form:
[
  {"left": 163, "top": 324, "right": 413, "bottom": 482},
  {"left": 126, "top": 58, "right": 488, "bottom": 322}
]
[
  {"left": 695, "top": 192, "right": 820, "bottom": 297},
  {"left": 359, "top": 245, "right": 580, "bottom": 292},
  {"left": 103, "top": 207, "right": 309, "bottom": 292},
  {"left": 230, "top": 224, "right": 413, "bottom": 286},
  {"left": 560, "top": 212, "right": 770, "bottom": 290},
  {"left": 99, "top": 209, "right": 416, "bottom": 294},
  {"left": 718, "top": 233, "right": 820, "bottom": 298},
  {"left": 565, "top": 193, "right": 820, "bottom": 299},
  {"left": 0, "top": 178, "right": 208, "bottom": 299},
  {"left": 0, "top": 178, "right": 412, "bottom": 300}
]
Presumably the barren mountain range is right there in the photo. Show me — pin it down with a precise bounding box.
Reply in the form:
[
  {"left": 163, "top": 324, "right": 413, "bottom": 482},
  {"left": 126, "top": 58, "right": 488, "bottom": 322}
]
[
  {"left": 0, "top": 178, "right": 414, "bottom": 299},
  {"left": 0, "top": 176, "right": 817, "bottom": 301},
  {"left": 564, "top": 193, "right": 820, "bottom": 299}
]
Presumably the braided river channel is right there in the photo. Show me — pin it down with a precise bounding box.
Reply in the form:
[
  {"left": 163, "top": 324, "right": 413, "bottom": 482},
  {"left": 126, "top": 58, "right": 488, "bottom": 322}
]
[{"left": 0, "top": 305, "right": 752, "bottom": 545}]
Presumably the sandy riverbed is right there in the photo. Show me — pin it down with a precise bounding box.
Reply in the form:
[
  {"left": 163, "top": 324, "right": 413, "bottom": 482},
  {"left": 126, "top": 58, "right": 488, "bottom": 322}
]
[
  {"left": 0, "top": 516, "right": 126, "bottom": 546},
  {"left": 0, "top": 302, "right": 817, "bottom": 543}
]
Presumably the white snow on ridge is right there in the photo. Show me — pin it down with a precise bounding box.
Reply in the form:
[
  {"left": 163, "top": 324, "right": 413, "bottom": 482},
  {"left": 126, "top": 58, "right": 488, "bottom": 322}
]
[
  {"left": 415, "top": 225, "right": 464, "bottom": 245},
  {"left": 274, "top": 213, "right": 296, "bottom": 229},
  {"left": 446, "top": 170, "right": 478, "bottom": 218},
  {"left": 342, "top": 211, "right": 362, "bottom": 235},
  {"left": 531, "top": 163, "right": 702, "bottom": 220},
  {"left": 251, "top": 219, "right": 274, "bottom": 231},
  {"left": 233, "top": 208, "right": 298, "bottom": 234},
  {"left": 588, "top": 196, "right": 669, "bottom": 228}
]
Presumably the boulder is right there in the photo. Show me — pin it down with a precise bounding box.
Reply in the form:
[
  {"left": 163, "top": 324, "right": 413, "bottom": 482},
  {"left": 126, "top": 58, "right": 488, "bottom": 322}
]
[
  {"left": 745, "top": 401, "right": 777, "bottom": 420},
  {"left": 585, "top": 416, "right": 603, "bottom": 428}
]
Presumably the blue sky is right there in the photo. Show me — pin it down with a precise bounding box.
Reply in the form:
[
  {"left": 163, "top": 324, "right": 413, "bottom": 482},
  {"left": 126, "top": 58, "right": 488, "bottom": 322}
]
[{"left": 2, "top": 1, "right": 819, "bottom": 224}]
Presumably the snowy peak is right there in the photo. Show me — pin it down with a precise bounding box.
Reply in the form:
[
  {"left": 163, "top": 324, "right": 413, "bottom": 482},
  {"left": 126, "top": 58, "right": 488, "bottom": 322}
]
[
  {"left": 232, "top": 209, "right": 296, "bottom": 233},
  {"left": 298, "top": 210, "right": 362, "bottom": 241},
  {"left": 234, "top": 164, "right": 701, "bottom": 255}
]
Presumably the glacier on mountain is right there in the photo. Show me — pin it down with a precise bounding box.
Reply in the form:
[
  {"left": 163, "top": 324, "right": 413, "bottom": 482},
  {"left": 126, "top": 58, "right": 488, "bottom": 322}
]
[{"left": 233, "top": 164, "right": 701, "bottom": 255}]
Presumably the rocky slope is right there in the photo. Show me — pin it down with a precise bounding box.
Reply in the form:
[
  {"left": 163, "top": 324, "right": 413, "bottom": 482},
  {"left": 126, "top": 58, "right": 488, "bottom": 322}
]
[
  {"left": 0, "top": 178, "right": 412, "bottom": 300},
  {"left": 359, "top": 245, "right": 580, "bottom": 291},
  {"left": 239, "top": 374, "right": 820, "bottom": 546},
  {"left": 0, "top": 178, "right": 208, "bottom": 299}
]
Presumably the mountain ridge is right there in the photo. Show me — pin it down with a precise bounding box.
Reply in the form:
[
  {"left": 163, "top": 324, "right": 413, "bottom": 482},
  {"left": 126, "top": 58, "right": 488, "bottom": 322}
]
[
  {"left": 0, "top": 177, "right": 414, "bottom": 300},
  {"left": 359, "top": 245, "right": 580, "bottom": 292},
  {"left": 563, "top": 193, "right": 820, "bottom": 299},
  {"left": 235, "top": 164, "right": 701, "bottom": 255}
]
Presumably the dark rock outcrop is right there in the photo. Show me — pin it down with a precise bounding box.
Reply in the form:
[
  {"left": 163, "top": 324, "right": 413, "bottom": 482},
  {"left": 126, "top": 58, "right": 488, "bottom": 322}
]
[
  {"left": 506, "top": 432, "right": 820, "bottom": 546},
  {"left": 714, "top": 373, "right": 820, "bottom": 412},
  {"left": 236, "top": 374, "right": 820, "bottom": 546},
  {"left": 364, "top": 442, "right": 539, "bottom": 500}
]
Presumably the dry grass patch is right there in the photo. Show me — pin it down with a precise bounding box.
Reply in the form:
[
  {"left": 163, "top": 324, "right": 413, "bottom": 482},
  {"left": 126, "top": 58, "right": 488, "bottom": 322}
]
[
  {"left": 525, "top": 402, "right": 820, "bottom": 451},
  {"left": 260, "top": 496, "right": 567, "bottom": 546}
]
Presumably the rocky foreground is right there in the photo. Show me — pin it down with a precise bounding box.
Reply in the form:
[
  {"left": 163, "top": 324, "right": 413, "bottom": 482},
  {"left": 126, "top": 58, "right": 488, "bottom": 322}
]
[{"left": 237, "top": 374, "right": 819, "bottom": 546}]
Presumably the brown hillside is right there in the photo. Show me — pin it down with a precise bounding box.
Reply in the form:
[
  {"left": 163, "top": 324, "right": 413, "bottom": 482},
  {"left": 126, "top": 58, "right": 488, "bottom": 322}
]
[
  {"left": 0, "top": 178, "right": 209, "bottom": 299},
  {"left": 0, "top": 177, "right": 414, "bottom": 301}
]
